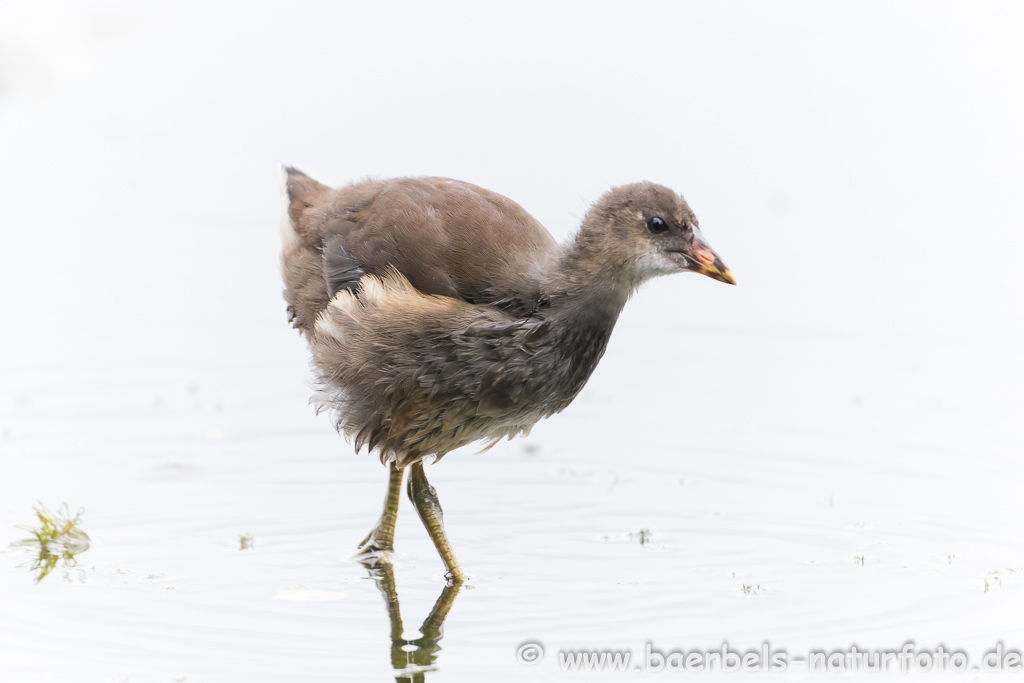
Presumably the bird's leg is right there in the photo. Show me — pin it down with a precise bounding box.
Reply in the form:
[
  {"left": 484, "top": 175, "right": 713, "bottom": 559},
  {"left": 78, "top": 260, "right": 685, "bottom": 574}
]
[
  {"left": 364, "top": 559, "right": 461, "bottom": 681},
  {"left": 356, "top": 461, "right": 404, "bottom": 560},
  {"left": 363, "top": 562, "right": 410, "bottom": 672},
  {"left": 405, "top": 580, "right": 462, "bottom": 674},
  {"left": 407, "top": 461, "right": 466, "bottom": 583}
]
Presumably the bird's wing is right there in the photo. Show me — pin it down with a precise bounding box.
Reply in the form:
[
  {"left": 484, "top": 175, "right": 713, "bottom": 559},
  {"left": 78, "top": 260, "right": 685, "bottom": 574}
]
[{"left": 283, "top": 168, "right": 559, "bottom": 317}]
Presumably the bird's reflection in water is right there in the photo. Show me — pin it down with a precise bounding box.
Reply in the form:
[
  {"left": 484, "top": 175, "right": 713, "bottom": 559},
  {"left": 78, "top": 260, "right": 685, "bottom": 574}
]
[{"left": 358, "top": 558, "right": 461, "bottom": 682}]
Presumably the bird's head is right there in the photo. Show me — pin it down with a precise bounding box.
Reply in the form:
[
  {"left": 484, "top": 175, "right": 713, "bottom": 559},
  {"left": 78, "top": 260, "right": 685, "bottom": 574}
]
[{"left": 579, "top": 182, "right": 736, "bottom": 286}]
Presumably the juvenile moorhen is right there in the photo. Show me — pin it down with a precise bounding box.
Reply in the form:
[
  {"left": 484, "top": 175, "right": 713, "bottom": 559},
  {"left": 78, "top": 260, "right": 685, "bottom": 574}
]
[{"left": 280, "top": 168, "right": 735, "bottom": 582}]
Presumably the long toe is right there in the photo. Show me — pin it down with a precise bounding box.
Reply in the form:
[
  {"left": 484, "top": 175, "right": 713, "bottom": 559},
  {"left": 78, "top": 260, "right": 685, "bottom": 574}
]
[{"left": 353, "top": 541, "right": 393, "bottom": 569}]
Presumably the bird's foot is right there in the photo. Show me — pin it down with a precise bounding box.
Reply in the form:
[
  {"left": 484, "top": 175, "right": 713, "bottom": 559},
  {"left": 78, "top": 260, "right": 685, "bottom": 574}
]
[
  {"left": 354, "top": 551, "right": 392, "bottom": 573},
  {"left": 443, "top": 569, "right": 466, "bottom": 586},
  {"left": 353, "top": 528, "right": 395, "bottom": 567}
]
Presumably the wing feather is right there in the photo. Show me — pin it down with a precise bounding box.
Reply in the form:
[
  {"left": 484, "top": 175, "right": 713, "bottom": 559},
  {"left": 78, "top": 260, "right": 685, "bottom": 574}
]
[{"left": 321, "top": 176, "right": 558, "bottom": 310}]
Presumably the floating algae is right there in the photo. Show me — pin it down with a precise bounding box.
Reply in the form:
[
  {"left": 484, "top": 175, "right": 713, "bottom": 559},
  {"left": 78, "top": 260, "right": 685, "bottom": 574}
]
[{"left": 14, "top": 503, "right": 90, "bottom": 583}]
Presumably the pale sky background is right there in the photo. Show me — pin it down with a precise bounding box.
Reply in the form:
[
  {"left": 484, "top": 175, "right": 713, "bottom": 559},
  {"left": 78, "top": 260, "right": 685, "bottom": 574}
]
[
  {"left": 1, "top": 3, "right": 1023, "bottom": 681},
  {"left": 2, "top": 1, "right": 1022, "bottom": 369}
]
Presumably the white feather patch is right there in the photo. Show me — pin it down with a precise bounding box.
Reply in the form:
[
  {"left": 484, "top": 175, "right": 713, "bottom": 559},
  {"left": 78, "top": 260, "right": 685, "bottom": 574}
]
[
  {"left": 327, "top": 289, "right": 361, "bottom": 319},
  {"left": 635, "top": 250, "right": 678, "bottom": 278},
  {"left": 314, "top": 309, "right": 348, "bottom": 343},
  {"left": 360, "top": 276, "right": 385, "bottom": 306}
]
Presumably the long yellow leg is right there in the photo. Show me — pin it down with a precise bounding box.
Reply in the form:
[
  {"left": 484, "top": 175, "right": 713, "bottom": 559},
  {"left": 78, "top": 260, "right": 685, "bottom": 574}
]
[
  {"left": 356, "top": 461, "right": 403, "bottom": 558},
  {"left": 407, "top": 462, "right": 465, "bottom": 583}
]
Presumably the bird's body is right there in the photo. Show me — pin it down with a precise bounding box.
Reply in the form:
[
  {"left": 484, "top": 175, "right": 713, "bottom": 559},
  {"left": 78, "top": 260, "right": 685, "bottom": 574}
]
[{"left": 280, "top": 168, "right": 734, "bottom": 581}]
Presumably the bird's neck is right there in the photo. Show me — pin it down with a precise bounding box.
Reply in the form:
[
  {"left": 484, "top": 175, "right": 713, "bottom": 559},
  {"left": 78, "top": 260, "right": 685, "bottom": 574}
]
[
  {"left": 543, "top": 236, "right": 636, "bottom": 322},
  {"left": 526, "top": 240, "right": 635, "bottom": 406}
]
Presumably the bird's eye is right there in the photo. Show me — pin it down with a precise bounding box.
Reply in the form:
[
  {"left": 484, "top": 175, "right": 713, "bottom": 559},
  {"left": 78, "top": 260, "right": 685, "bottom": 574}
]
[{"left": 647, "top": 216, "right": 669, "bottom": 233}]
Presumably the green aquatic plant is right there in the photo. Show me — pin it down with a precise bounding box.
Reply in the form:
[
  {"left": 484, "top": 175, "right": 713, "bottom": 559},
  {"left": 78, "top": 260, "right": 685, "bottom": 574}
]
[
  {"left": 629, "top": 528, "right": 652, "bottom": 546},
  {"left": 14, "top": 503, "right": 90, "bottom": 583}
]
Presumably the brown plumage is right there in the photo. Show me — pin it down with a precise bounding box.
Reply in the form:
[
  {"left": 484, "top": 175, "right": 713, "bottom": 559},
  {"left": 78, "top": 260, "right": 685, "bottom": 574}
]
[{"left": 279, "top": 167, "right": 734, "bottom": 580}]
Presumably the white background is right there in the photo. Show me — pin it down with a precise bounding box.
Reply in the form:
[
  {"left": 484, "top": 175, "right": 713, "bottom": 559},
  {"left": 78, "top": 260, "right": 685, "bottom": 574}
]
[{"left": 1, "top": 2, "right": 1022, "bottom": 681}]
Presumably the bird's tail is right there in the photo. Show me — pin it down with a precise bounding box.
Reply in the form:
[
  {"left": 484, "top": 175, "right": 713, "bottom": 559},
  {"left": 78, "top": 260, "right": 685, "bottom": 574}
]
[
  {"left": 280, "top": 165, "right": 333, "bottom": 334},
  {"left": 279, "top": 165, "right": 329, "bottom": 254}
]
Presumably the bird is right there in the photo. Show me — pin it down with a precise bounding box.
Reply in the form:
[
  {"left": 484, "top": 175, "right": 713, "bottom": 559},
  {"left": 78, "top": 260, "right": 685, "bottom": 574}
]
[{"left": 279, "top": 168, "right": 735, "bottom": 583}]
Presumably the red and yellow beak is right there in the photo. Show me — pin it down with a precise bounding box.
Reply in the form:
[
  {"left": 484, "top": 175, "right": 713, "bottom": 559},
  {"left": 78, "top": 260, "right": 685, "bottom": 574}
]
[{"left": 676, "top": 229, "right": 737, "bottom": 285}]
